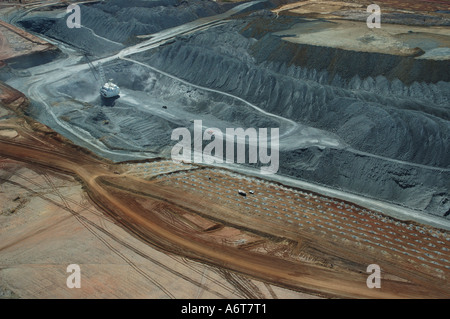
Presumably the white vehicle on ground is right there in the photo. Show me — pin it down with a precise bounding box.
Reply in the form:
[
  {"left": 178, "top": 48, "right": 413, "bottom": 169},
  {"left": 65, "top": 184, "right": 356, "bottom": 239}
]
[{"left": 100, "top": 79, "right": 120, "bottom": 98}]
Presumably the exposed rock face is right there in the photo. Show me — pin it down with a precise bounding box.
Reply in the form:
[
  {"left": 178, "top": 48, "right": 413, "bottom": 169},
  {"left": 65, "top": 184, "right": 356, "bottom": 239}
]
[
  {"left": 139, "top": 21, "right": 450, "bottom": 164},
  {"left": 10, "top": 5, "right": 450, "bottom": 218},
  {"left": 130, "top": 18, "right": 450, "bottom": 217},
  {"left": 18, "top": 0, "right": 225, "bottom": 56},
  {"left": 249, "top": 34, "right": 450, "bottom": 84},
  {"left": 0, "top": 20, "right": 60, "bottom": 69}
]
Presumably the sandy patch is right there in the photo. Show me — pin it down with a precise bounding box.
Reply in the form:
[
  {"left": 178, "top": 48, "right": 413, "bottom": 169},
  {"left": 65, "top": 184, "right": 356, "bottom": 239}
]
[
  {"left": 0, "top": 129, "right": 18, "bottom": 138},
  {"left": 275, "top": 19, "right": 450, "bottom": 58}
]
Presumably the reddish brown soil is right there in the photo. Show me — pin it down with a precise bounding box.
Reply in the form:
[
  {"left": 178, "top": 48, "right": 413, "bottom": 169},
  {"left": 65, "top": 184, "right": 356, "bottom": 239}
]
[{"left": 0, "top": 21, "right": 56, "bottom": 65}]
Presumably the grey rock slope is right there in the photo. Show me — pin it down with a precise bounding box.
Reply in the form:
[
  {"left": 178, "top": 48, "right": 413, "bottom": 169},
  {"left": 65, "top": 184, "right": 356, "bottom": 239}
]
[
  {"left": 137, "top": 20, "right": 450, "bottom": 167},
  {"left": 18, "top": 0, "right": 225, "bottom": 56},
  {"left": 130, "top": 16, "right": 450, "bottom": 217}
]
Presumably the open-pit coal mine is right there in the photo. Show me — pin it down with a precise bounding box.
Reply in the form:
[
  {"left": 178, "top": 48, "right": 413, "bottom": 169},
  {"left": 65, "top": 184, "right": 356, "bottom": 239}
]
[
  {"left": 9, "top": 1, "right": 449, "bottom": 217},
  {"left": 0, "top": 0, "right": 449, "bottom": 300}
]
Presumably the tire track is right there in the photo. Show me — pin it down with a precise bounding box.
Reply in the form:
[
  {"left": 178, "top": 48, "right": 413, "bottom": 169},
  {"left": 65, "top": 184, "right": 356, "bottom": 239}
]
[
  {"left": 1, "top": 176, "right": 229, "bottom": 298},
  {"left": 169, "top": 254, "right": 242, "bottom": 298},
  {"left": 216, "top": 268, "right": 266, "bottom": 299},
  {"left": 40, "top": 171, "right": 176, "bottom": 299},
  {"left": 14, "top": 170, "right": 114, "bottom": 222},
  {"left": 264, "top": 282, "right": 278, "bottom": 299}
]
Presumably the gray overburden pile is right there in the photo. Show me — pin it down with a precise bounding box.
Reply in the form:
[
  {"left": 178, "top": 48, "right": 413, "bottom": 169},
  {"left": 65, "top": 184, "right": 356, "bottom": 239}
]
[{"left": 11, "top": 2, "right": 450, "bottom": 218}]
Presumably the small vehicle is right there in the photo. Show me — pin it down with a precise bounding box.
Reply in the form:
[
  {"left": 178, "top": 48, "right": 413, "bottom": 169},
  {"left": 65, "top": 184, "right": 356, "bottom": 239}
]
[{"left": 100, "top": 79, "right": 120, "bottom": 98}]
